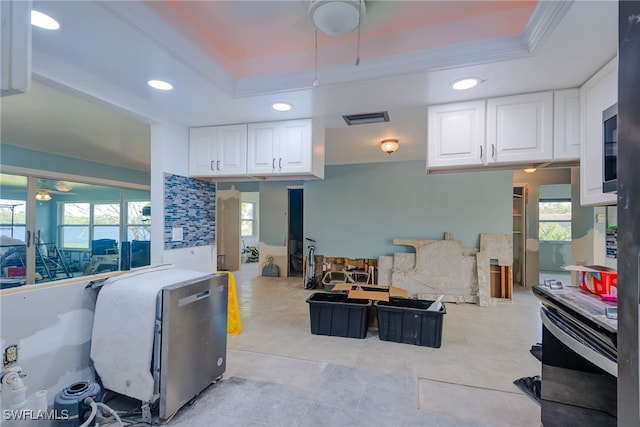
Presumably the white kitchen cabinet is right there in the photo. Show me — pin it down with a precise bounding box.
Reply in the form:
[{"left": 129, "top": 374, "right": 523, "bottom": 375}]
[
  {"left": 189, "top": 124, "right": 247, "bottom": 177},
  {"left": 427, "top": 100, "right": 486, "bottom": 169},
  {"left": 553, "top": 89, "right": 581, "bottom": 160},
  {"left": 486, "top": 91, "right": 554, "bottom": 164},
  {"left": 247, "top": 119, "right": 324, "bottom": 178},
  {"left": 580, "top": 57, "right": 617, "bottom": 206}
]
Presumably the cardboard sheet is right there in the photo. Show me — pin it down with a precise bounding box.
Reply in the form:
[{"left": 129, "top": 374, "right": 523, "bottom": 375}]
[{"left": 332, "top": 283, "right": 409, "bottom": 301}]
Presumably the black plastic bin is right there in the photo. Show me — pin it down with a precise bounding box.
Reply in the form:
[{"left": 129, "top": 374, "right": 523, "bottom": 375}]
[
  {"left": 306, "top": 292, "right": 371, "bottom": 339},
  {"left": 375, "top": 297, "right": 446, "bottom": 348}
]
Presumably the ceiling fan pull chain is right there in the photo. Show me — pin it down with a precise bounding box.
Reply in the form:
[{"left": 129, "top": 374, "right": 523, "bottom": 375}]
[
  {"left": 313, "top": 30, "right": 319, "bottom": 87},
  {"left": 355, "top": 0, "right": 362, "bottom": 66}
]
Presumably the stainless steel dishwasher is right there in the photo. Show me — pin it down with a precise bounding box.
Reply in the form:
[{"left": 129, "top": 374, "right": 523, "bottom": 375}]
[{"left": 154, "top": 273, "right": 228, "bottom": 420}]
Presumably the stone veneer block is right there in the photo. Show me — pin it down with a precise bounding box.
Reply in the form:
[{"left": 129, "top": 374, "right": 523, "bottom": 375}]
[
  {"left": 476, "top": 253, "right": 491, "bottom": 307},
  {"left": 393, "top": 253, "right": 416, "bottom": 271},
  {"left": 480, "top": 234, "right": 513, "bottom": 265},
  {"left": 477, "top": 234, "right": 513, "bottom": 306},
  {"left": 378, "top": 256, "right": 393, "bottom": 285},
  {"left": 387, "top": 234, "right": 510, "bottom": 305},
  {"left": 391, "top": 239, "right": 477, "bottom": 302}
]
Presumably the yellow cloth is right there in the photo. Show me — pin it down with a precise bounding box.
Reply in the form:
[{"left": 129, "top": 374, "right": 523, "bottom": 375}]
[{"left": 219, "top": 271, "right": 242, "bottom": 335}]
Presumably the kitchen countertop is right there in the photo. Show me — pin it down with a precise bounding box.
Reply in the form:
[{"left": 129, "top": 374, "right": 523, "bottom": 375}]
[{"left": 533, "top": 284, "right": 617, "bottom": 333}]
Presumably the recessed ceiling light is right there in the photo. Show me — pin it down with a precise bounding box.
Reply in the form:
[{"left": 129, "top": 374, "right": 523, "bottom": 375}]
[
  {"left": 148, "top": 80, "right": 173, "bottom": 91},
  {"left": 451, "top": 77, "right": 481, "bottom": 91},
  {"left": 271, "top": 102, "right": 293, "bottom": 112},
  {"left": 31, "top": 10, "right": 60, "bottom": 30}
]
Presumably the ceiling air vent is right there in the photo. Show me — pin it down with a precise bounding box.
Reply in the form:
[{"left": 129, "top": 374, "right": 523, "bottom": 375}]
[{"left": 342, "top": 111, "right": 389, "bottom": 126}]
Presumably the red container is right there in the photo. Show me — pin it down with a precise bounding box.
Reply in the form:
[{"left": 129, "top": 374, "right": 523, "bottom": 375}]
[
  {"left": 579, "top": 269, "right": 617, "bottom": 296},
  {"left": 564, "top": 265, "right": 618, "bottom": 296}
]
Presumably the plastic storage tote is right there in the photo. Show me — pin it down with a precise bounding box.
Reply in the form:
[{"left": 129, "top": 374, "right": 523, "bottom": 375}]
[
  {"left": 375, "top": 297, "right": 446, "bottom": 348},
  {"left": 306, "top": 292, "right": 371, "bottom": 339}
]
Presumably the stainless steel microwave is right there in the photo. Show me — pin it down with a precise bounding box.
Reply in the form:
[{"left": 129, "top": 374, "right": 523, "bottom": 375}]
[{"left": 603, "top": 103, "right": 617, "bottom": 193}]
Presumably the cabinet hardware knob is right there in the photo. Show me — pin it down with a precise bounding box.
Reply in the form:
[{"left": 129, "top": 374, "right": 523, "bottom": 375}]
[
  {"left": 272, "top": 158, "right": 276, "bottom": 169},
  {"left": 491, "top": 144, "right": 496, "bottom": 160},
  {"left": 480, "top": 145, "right": 483, "bottom": 160},
  {"left": 279, "top": 158, "right": 282, "bottom": 169},
  {"left": 217, "top": 160, "right": 221, "bottom": 171},
  {"left": 210, "top": 161, "right": 215, "bottom": 171}
]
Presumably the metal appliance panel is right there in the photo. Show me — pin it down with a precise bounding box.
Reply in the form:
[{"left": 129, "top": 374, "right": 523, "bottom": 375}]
[
  {"left": 540, "top": 308, "right": 617, "bottom": 427},
  {"left": 159, "top": 273, "right": 228, "bottom": 419}
]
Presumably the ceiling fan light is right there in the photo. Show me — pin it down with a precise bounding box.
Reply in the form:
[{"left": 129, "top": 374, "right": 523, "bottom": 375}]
[
  {"left": 309, "top": 0, "right": 366, "bottom": 36},
  {"left": 451, "top": 77, "right": 481, "bottom": 91},
  {"left": 35, "top": 191, "right": 52, "bottom": 201},
  {"left": 54, "top": 181, "right": 72, "bottom": 192}
]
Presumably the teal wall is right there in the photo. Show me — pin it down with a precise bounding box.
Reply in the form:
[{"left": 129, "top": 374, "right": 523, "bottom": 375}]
[
  {"left": 1, "top": 144, "right": 149, "bottom": 186},
  {"left": 304, "top": 161, "right": 512, "bottom": 258}
]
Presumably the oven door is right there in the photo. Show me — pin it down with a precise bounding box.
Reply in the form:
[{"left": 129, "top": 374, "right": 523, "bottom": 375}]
[{"left": 540, "top": 307, "right": 617, "bottom": 427}]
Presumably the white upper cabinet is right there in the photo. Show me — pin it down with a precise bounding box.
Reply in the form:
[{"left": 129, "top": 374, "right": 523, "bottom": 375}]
[
  {"left": 486, "top": 91, "right": 554, "bottom": 164},
  {"left": 247, "top": 119, "right": 324, "bottom": 178},
  {"left": 189, "top": 124, "right": 247, "bottom": 177},
  {"left": 553, "top": 89, "right": 581, "bottom": 160},
  {"left": 580, "top": 57, "right": 617, "bottom": 206},
  {"left": 427, "top": 101, "right": 486, "bottom": 168}
]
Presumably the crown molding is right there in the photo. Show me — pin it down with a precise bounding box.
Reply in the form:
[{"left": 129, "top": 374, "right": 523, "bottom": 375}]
[{"left": 232, "top": 1, "right": 573, "bottom": 96}]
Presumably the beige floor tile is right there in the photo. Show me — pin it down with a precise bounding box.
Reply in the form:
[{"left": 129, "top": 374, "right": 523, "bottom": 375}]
[
  {"left": 225, "top": 262, "right": 543, "bottom": 424},
  {"left": 418, "top": 377, "right": 540, "bottom": 427}
]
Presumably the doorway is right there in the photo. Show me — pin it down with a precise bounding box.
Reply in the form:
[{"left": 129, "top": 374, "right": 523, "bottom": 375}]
[
  {"left": 538, "top": 184, "right": 572, "bottom": 285},
  {"left": 288, "top": 188, "right": 304, "bottom": 277},
  {"left": 512, "top": 185, "right": 527, "bottom": 287}
]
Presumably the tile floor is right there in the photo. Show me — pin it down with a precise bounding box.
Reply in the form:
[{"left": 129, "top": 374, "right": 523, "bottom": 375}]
[{"left": 168, "top": 263, "right": 543, "bottom": 427}]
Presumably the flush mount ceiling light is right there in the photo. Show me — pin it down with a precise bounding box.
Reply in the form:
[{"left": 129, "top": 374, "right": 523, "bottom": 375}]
[
  {"left": 271, "top": 102, "right": 293, "bottom": 112},
  {"left": 31, "top": 10, "right": 60, "bottom": 30},
  {"left": 309, "top": 0, "right": 366, "bottom": 36},
  {"left": 523, "top": 168, "right": 537, "bottom": 174},
  {"left": 35, "top": 191, "right": 52, "bottom": 201},
  {"left": 451, "top": 77, "right": 481, "bottom": 91},
  {"left": 147, "top": 80, "right": 173, "bottom": 91},
  {"left": 380, "top": 138, "right": 399, "bottom": 155}
]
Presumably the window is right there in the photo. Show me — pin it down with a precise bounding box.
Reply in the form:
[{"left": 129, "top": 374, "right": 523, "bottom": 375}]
[
  {"left": 61, "top": 203, "right": 90, "bottom": 248},
  {"left": 539, "top": 200, "right": 571, "bottom": 241},
  {"left": 93, "top": 203, "right": 120, "bottom": 242},
  {"left": 0, "top": 172, "right": 151, "bottom": 286},
  {"left": 241, "top": 202, "right": 255, "bottom": 236},
  {"left": 0, "top": 200, "right": 26, "bottom": 242},
  {"left": 127, "top": 201, "right": 151, "bottom": 241}
]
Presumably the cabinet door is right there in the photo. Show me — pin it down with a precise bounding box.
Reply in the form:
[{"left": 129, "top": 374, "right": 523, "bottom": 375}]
[
  {"left": 218, "top": 124, "right": 247, "bottom": 176},
  {"left": 487, "top": 92, "right": 553, "bottom": 164},
  {"left": 189, "top": 127, "right": 218, "bottom": 176},
  {"left": 247, "top": 123, "right": 278, "bottom": 174},
  {"left": 277, "top": 120, "right": 312, "bottom": 174},
  {"left": 427, "top": 101, "right": 486, "bottom": 169},
  {"left": 553, "top": 89, "right": 581, "bottom": 160},
  {"left": 580, "top": 58, "right": 617, "bottom": 206}
]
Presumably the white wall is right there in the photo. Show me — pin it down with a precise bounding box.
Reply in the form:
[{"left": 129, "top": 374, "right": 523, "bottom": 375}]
[
  {"left": 0, "top": 280, "right": 97, "bottom": 422},
  {"left": 150, "top": 123, "right": 217, "bottom": 272}
]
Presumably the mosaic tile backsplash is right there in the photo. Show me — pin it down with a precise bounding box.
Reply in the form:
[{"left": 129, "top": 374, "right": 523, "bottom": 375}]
[{"left": 164, "top": 173, "right": 216, "bottom": 250}]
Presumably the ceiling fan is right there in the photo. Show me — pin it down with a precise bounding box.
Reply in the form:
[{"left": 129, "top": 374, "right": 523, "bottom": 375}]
[{"left": 35, "top": 179, "right": 77, "bottom": 199}]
